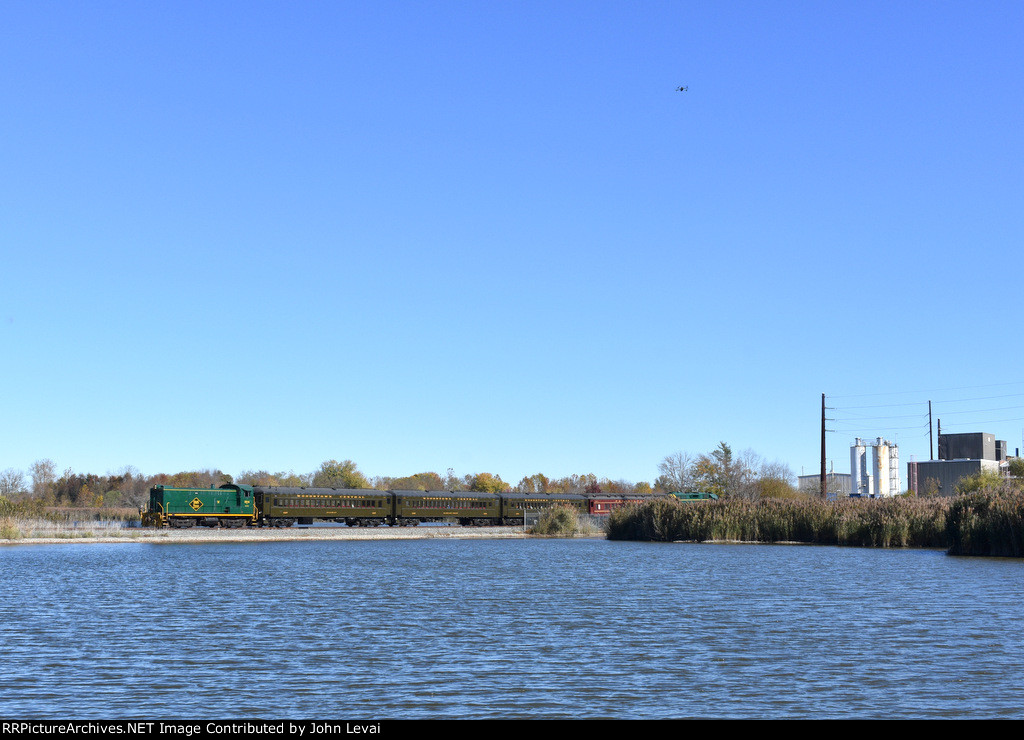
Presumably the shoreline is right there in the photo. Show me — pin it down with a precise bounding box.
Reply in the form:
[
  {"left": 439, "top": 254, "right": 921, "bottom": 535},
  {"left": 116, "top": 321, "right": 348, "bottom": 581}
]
[{"left": 0, "top": 525, "right": 608, "bottom": 547}]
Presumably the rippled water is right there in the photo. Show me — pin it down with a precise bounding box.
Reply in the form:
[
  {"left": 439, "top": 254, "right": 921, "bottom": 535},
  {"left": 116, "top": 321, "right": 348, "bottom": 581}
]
[{"left": 2, "top": 538, "right": 1022, "bottom": 719}]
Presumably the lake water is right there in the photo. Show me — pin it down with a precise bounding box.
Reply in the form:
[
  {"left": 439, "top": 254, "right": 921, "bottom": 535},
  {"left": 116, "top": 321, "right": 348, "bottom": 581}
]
[{"left": 1, "top": 537, "right": 1022, "bottom": 719}]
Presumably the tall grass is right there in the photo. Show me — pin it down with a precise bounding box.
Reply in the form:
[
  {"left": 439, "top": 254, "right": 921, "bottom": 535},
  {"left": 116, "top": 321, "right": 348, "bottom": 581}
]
[
  {"left": 607, "top": 496, "right": 952, "bottom": 549},
  {"left": 0, "top": 498, "right": 141, "bottom": 540},
  {"left": 530, "top": 505, "right": 599, "bottom": 536},
  {"left": 946, "top": 491, "right": 1024, "bottom": 557},
  {"left": 0, "top": 517, "right": 24, "bottom": 540}
]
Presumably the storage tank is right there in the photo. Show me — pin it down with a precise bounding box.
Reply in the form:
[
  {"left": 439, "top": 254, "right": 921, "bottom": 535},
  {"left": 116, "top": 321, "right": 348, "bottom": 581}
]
[
  {"left": 872, "top": 438, "right": 890, "bottom": 497},
  {"left": 851, "top": 439, "right": 869, "bottom": 496},
  {"left": 889, "top": 442, "right": 900, "bottom": 495}
]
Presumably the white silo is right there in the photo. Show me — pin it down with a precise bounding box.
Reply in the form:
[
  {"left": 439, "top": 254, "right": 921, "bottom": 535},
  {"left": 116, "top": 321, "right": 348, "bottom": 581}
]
[
  {"left": 872, "top": 438, "right": 890, "bottom": 497},
  {"left": 851, "top": 438, "right": 869, "bottom": 496},
  {"left": 888, "top": 442, "right": 900, "bottom": 495}
]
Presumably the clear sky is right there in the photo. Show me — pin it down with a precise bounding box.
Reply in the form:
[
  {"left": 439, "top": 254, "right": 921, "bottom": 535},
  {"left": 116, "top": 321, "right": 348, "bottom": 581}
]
[{"left": 3, "top": 1, "right": 1023, "bottom": 487}]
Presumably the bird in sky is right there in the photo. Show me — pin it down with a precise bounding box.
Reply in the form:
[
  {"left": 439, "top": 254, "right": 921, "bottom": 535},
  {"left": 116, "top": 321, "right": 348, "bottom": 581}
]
[{"left": 676, "top": 86, "right": 688, "bottom": 92}]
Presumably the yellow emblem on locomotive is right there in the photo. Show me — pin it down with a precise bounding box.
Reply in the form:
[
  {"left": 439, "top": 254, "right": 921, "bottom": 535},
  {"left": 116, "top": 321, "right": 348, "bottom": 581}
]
[{"left": 189, "top": 497, "right": 204, "bottom": 511}]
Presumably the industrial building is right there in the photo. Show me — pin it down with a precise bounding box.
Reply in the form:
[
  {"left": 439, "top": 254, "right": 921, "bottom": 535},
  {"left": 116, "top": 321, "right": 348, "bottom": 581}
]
[
  {"left": 908, "top": 432, "right": 1009, "bottom": 497},
  {"left": 800, "top": 438, "right": 900, "bottom": 499},
  {"left": 797, "top": 471, "right": 852, "bottom": 499}
]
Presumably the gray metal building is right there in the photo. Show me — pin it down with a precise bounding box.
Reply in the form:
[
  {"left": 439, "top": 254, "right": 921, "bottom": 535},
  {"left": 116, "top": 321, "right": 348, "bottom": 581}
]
[
  {"left": 906, "top": 430, "right": 1011, "bottom": 496},
  {"left": 938, "top": 432, "right": 997, "bottom": 462},
  {"left": 798, "top": 472, "right": 852, "bottom": 498},
  {"left": 910, "top": 459, "right": 1000, "bottom": 497}
]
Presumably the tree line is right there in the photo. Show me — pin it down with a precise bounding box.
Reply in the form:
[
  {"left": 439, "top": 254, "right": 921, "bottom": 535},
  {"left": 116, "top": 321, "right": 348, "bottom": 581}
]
[
  {"left": 0, "top": 441, "right": 800, "bottom": 509},
  {"left": 655, "top": 441, "right": 799, "bottom": 499}
]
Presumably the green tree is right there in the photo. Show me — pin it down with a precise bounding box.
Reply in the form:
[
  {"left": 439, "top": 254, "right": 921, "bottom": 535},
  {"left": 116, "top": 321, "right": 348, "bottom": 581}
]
[
  {"left": 955, "top": 469, "right": 1021, "bottom": 496},
  {"left": 692, "top": 443, "right": 730, "bottom": 497},
  {"left": 1007, "top": 458, "right": 1024, "bottom": 478},
  {"left": 313, "top": 459, "right": 369, "bottom": 489}
]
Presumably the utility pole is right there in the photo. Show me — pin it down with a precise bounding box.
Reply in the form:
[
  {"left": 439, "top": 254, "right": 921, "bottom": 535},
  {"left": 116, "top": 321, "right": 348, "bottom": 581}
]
[
  {"left": 929, "top": 400, "right": 933, "bottom": 460},
  {"left": 820, "top": 393, "right": 827, "bottom": 499}
]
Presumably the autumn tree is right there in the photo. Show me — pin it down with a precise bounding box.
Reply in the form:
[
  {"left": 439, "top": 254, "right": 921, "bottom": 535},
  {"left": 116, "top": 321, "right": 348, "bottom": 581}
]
[
  {"left": 755, "top": 460, "right": 800, "bottom": 499},
  {"left": 467, "top": 472, "right": 509, "bottom": 493},
  {"left": 690, "top": 442, "right": 760, "bottom": 499},
  {"left": 544, "top": 473, "right": 598, "bottom": 493},
  {"left": 52, "top": 469, "right": 104, "bottom": 507},
  {"left": 236, "top": 470, "right": 279, "bottom": 486},
  {"left": 659, "top": 443, "right": 792, "bottom": 500},
  {"left": 30, "top": 459, "right": 56, "bottom": 501},
  {"left": 598, "top": 478, "right": 638, "bottom": 494},
  {"left": 237, "top": 470, "right": 313, "bottom": 487},
  {"left": 313, "top": 459, "right": 369, "bottom": 489},
  {"left": 690, "top": 443, "right": 731, "bottom": 497},
  {"left": 442, "top": 468, "right": 463, "bottom": 490},
  {"left": 165, "top": 469, "right": 233, "bottom": 489},
  {"left": 515, "top": 473, "right": 551, "bottom": 493},
  {"left": 380, "top": 471, "right": 445, "bottom": 490}
]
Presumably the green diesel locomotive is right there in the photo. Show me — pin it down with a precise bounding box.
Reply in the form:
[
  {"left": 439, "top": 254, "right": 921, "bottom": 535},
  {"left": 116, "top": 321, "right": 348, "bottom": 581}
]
[{"left": 141, "top": 483, "right": 257, "bottom": 528}]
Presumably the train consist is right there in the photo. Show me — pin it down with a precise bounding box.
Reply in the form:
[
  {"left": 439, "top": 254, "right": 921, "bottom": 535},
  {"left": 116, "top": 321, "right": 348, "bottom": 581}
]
[{"left": 139, "top": 483, "right": 695, "bottom": 529}]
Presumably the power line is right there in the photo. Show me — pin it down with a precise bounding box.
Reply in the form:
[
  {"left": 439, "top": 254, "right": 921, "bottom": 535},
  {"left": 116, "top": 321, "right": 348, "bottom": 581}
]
[
  {"left": 832, "top": 400, "right": 931, "bottom": 410},
  {"left": 934, "top": 405, "right": 1024, "bottom": 416},
  {"left": 829, "top": 427, "right": 927, "bottom": 435},
  {"left": 832, "top": 411, "right": 930, "bottom": 420},
  {"left": 935, "top": 392, "right": 1024, "bottom": 405},
  {"left": 827, "top": 381, "right": 1024, "bottom": 400},
  {"left": 939, "top": 416, "right": 1024, "bottom": 427},
  {"left": 834, "top": 392, "right": 1024, "bottom": 411}
]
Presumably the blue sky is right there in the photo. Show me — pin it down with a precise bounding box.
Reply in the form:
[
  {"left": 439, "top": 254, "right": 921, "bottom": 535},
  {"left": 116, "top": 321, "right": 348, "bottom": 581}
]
[{"left": 3, "top": 1, "right": 1023, "bottom": 487}]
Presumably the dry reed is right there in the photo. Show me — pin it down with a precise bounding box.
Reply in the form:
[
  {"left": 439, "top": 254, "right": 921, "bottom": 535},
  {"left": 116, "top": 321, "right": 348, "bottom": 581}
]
[{"left": 607, "top": 495, "right": 954, "bottom": 550}]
